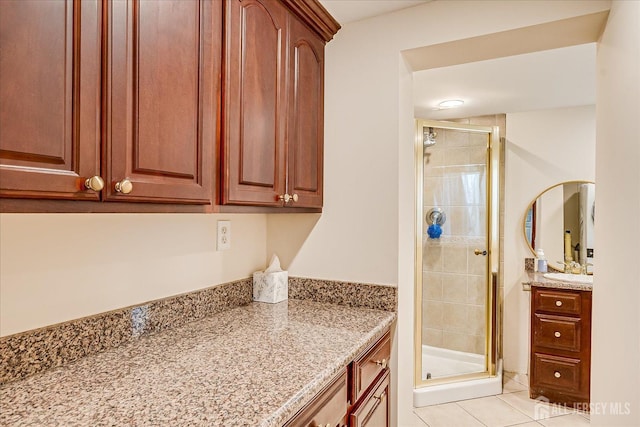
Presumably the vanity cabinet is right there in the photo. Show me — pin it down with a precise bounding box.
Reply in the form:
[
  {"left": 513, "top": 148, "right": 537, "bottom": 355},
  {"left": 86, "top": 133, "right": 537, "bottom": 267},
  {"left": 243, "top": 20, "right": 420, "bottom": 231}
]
[
  {"left": 221, "top": 0, "right": 326, "bottom": 209},
  {"left": 530, "top": 287, "right": 592, "bottom": 407},
  {"left": 284, "top": 329, "right": 391, "bottom": 427},
  {"left": 1, "top": 0, "right": 220, "bottom": 205}
]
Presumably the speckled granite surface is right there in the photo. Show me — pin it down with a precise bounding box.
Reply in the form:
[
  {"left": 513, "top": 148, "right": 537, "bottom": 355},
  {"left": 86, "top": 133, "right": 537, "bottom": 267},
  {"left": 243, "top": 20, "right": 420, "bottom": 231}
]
[
  {"left": 288, "top": 277, "right": 396, "bottom": 312},
  {"left": 522, "top": 272, "right": 593, "bottom": 292},
  {"left": 0, "top": 300, "right": 395, "bottom": 427},
  {"left": 0, "top": 279, "right": 252, "bottom": 385}
]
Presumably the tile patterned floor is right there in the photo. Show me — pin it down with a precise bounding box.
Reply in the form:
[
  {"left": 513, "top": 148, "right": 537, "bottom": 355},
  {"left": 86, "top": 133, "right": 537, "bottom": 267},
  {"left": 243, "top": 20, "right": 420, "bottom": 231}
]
[{"left": 413, "top": 372, "right": 590, "bottom": 427}]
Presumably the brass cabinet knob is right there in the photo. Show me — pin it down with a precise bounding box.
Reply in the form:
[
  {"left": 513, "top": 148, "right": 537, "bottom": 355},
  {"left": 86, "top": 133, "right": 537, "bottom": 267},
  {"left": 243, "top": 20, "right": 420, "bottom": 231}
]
[
  {"left": 84, "top": 175, "right": 104, "bottom": 192},
  {"left": 555, "top": 300, "right": 563, "bottom": 307},
  {"left": 474, "top": 249, "right": 488, "bottom": 256},
  {"left": 554, "top": 331, "right": 561, "bottom": 338},
  {"left": 278, "top": 193, "right": 298, "bottom": 203},
  {"left": 114, "top": 179, "right": 133, "bottom": 194},
  {"left": 554, "top": 371, "right": 561, "bottom": 378}
]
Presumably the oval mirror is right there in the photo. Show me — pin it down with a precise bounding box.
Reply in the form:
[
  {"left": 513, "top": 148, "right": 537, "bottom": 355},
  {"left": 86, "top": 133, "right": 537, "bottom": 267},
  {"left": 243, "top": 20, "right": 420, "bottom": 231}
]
[{"left": 523, "top": 181, "right": 595, "bottom": 272}]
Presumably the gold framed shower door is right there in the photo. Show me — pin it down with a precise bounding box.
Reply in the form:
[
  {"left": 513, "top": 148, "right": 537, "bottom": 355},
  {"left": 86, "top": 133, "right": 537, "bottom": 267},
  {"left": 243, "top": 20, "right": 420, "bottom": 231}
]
[{"left": 414, "top": 119, "right": 501, "bottom": 388}]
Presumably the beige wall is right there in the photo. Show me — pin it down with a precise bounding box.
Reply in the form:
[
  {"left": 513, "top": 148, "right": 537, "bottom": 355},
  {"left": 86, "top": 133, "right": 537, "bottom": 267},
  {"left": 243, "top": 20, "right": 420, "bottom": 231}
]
[
  {"left": 592, "top": 1, "right": 640, "bottom": 425},
  {"left": 0, "top": 213, "right": 267, "bottom": 336},
  {"left": 281, "top": 1, "right": 609, "bottom": 425},
  {"left": 504, "top": 105, "right": 596, "bottom": 374}
]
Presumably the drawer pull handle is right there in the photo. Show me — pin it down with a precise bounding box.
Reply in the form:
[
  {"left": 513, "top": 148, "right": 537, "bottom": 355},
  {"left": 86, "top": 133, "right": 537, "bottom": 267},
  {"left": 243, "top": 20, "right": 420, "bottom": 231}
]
[
  {"left": 554, "top": 371, "right": 561, "bottom": 378},
  {"left": 555, "top": 300, "right": 563, "bottom": 307},
  {"left": 554, "top": 331, "right": 561, "bottom": 338},
  {"left": 374, "top": 358, "right": 388, "bottom": 369},
  {"left": 374, "top": 390, "right": 386, "bottom": 401}
]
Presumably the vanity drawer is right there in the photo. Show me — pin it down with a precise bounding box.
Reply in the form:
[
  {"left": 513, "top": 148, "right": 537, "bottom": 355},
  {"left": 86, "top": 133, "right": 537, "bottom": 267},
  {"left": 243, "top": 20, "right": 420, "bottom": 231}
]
[
  {"left": 349, "top": 369, "right": 390, "bottom": 427},
  {"left": 534, "top": 289, "right": 582, "bottom": 315},
  {"left": 533, "top": 314, "right": 581, "bottom": 352},
  {"left": 350, "top": 331, "right": 391, "bottom": 402},
  {"left": 533, "top": 353, "right": 583, "bottom": 394},
  {"left": 284, "top": 369, "right": 348, "bottom": 427}
]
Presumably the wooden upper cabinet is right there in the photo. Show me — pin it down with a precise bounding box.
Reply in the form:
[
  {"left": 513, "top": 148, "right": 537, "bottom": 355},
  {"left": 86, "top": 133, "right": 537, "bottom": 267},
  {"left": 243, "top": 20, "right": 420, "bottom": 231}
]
[
  {"left": 222, "top": 0, "right": 288, "bottom": 207},
  {"left": 104, "top": 0, "right": 219, "bottom": 204},
  {"left": 1, "top": 0, "right": 337, "bottom": 212},
  {"left": 287, "top": 15, "right": 324, "bottom": 208},
  {"left": 222, "top": 0, "right": 336, "bottom": 209},
  {"left": 0, "top": 0, "right": 101, "bottom": 200}
]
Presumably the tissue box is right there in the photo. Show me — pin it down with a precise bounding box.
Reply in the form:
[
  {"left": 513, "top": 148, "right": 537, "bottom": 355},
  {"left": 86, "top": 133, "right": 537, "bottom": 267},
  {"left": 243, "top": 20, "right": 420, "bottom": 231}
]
[{"left": 253, "top": 270, "right": 288, "bottom": 303}]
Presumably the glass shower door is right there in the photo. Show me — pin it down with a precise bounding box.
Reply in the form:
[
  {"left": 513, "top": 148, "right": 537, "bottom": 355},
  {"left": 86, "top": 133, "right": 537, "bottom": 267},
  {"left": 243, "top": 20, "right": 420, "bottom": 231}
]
[{"left": 415, "top": 119, "right": 499, "bottom": 385}]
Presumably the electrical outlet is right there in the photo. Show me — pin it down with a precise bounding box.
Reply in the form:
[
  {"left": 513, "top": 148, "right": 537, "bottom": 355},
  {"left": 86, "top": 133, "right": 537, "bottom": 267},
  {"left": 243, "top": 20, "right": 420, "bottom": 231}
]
[{"left": 217, "top": 220, "right": 231, "bottom": 251}]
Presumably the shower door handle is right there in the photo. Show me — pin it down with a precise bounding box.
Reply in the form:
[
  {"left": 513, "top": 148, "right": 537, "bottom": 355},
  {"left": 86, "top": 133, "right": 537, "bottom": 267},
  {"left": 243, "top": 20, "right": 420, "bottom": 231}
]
[{"left": 474, "top": 249, "right": 488, "bottom": 256}]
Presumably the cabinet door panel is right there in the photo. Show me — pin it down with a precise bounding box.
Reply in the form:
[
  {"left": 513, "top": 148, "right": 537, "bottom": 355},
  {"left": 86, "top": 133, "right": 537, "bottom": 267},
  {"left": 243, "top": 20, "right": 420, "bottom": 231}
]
[
  {"left": 287, "top": 16, "right": 324, "bottom": 208},
  {"left": 222, "top": 0, "right": 287, "bottom": 206},
  {"left": 0, "top": 0, "right": 101, "bottom": 200},
  {"left": 105, "top": 0, "right": 217, "bottom": 203}
]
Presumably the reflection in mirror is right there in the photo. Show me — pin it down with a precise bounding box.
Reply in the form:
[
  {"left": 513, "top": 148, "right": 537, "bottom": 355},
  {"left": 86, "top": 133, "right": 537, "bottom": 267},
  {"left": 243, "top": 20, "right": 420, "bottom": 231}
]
[{"left": 524, "top": 181, "right": 595, "bottom": 273}]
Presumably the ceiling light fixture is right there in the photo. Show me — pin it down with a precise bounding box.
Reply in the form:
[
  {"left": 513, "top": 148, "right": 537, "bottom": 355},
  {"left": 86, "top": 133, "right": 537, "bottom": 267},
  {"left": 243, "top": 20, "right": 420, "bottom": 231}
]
[{"left": 438, "top": 99, "right": 464, "bottom": 109}]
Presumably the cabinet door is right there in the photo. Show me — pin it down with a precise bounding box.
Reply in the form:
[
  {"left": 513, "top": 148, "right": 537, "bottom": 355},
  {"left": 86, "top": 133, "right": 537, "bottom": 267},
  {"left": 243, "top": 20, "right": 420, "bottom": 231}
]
[
  {"left": 349, "top": 371, "right": 390, "bottom": 427},
  {"left": 104, "top": 0, "right": 218, "bottom": 204},
  {"left": 287, "top": 16, "right": 324, "bottom": 208},
  {"left": 222, "top": 0, "right": 287, "bottom": 206},
  {"left": 0, "top": 0, "right": 101, "bottom": 200}
]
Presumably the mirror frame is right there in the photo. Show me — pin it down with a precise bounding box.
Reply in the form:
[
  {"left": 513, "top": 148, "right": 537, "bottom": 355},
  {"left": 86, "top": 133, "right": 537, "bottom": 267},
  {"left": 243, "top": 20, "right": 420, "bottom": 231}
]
[{"left": 522, "top": 180, "right": 595, "bottom": 257}]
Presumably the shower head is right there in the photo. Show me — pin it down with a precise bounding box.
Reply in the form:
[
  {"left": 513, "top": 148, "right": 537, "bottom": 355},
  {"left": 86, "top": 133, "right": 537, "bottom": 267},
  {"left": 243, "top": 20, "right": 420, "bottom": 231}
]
[{"left": 423, "top": 127, "right": 437, "bottom": 147}]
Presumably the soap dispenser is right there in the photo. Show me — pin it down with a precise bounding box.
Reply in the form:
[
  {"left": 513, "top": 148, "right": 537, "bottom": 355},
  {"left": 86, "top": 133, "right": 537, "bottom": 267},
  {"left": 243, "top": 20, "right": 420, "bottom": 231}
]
[{"left": 536, "top": 248, "right": 548, "bottom": 273}]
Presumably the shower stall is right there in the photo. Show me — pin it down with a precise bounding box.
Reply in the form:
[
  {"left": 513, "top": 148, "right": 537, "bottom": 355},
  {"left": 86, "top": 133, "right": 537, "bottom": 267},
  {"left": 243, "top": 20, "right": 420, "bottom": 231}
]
[{"left": 414, "top": 119, "right": 503, "bottom": 406}]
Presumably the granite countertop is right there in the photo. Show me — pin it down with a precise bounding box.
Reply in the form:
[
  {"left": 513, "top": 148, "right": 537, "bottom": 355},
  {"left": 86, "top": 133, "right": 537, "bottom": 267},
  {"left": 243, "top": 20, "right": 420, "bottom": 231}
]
[
  {"left": 0, "top": 300, "right": 395, "bottom": 427},
  {"left": 521, "top": 271, "right": 593, "bottom": 292}
]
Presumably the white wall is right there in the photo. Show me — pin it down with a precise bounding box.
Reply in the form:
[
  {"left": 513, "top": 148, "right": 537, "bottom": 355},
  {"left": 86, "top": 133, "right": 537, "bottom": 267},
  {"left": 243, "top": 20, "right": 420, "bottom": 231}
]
[
  {"left": 592, "top": 1, "right": 640, "bottom": 425},
  {"left": 0, "top": 213, "right": 267, "bottom": 336},
  {"left": 504, "top": 106, "right": 596, "bottom": 374},
  {"left": 280, "top": 2, "right": 609, "bottom": 425}
]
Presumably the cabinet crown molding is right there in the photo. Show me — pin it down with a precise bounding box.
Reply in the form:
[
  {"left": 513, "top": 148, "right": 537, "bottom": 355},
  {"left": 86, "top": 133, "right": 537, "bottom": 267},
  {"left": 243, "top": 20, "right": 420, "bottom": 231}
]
[{"left": 280, "top": 0, "right": 341, "bottom": 42}]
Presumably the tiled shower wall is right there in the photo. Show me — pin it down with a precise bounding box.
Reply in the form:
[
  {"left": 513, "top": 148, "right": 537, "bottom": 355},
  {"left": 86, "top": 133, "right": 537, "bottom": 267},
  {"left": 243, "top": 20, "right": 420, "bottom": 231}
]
[{"left": 421, "top": 115, "right": 506, "bottom": 356}]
